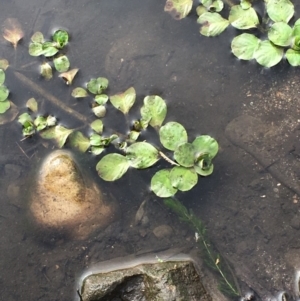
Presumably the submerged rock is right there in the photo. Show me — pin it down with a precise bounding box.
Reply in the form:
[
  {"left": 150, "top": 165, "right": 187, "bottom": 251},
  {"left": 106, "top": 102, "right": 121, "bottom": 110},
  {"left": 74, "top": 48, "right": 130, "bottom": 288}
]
[
  {"left": 29, "top": 150, "right": 118, "bottom": 240},
  {"left": 80, "top": 259, "right": 212, "bottom": 301}
]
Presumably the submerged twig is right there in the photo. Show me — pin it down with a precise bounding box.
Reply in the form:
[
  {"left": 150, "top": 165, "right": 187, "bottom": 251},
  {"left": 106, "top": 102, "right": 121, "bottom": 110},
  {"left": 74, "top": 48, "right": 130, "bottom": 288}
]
[
  {"left": 13, "top": 71, "right": 89, "bottom": 124},
  {"left": 15, "top": 142, "right": 30, "bottom": 159}
]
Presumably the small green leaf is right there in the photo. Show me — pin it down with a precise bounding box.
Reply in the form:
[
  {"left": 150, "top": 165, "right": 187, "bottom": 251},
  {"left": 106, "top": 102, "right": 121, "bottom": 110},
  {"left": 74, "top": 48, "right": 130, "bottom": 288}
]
[
  {"left": 159, "top": 121, "right": 188, "bottom": 151},
  {"left": 72, "top": 87, "right": 88, "bottom": 98},
  {"left": 0, "top": 100, "right": 10, "bottom": 114},
  {"left": 53, "top": 29, "right": 69, "bottom": 48},
  {"left": 90, "top": 120, "right": 103, "bottom": 133},
  {"left": 42, "top": 42, "right": 59, "bottom": 57},
  {"left": 151, "top": 169, "right": 178, "bottom": 197},
  {"left": 39, "top": 125, "right": 73, "bottom": 148},
  {"left": 31, "top": 32, "right": 44, "bottom": 43},
  {"left": 164, "top": 0, "right": 193, "bottom": 20},
  {"left": 22, "top": 123, "right": 35, "bottom": 136},
  {"left": 91, "top": 146, "right": 105, "bottom": 155},
  {"left": 231, "top": 33, "right": 260, "bottom": 60},
  {"left": 0, "top": 85, "right": 9, "bottom": 102},
  {"left": 90, "top": 133, "right": 102, "bottom": 146},
  {"left": 96, "top": 153, "right": 129, "bottom": 181},
  {"left": 128, "top": 130, "right": 140, "bottom": 142},
  {"left": 268, "top": 22, "right": 292, "bottom": 47},
  {"left": 266, "top": 0, "right": 294, "bottom": 23},
  {"left": 192, "top": 135, "right": 218, "bottom": 158},
  {"left": 197, "top": 12, "right": 229, "bottom": 37},
  {"left": 254, "top": 40, "right": 284, "bottom": 67},
  {"left": 92, "top": 105, "right": 106, "bottom": 118},
  {"left": 29, "top": 42, "right": 44, "bottom": 56},
  {"left": 18, "top": 112, "right": 33, "bottom": 125},
  {"left": 95, "top": 94, "right": 109, "bottom": 105},
  {"left": 201, "top": 0, "right": 212, "bottom": 7},
  {"left": 110, "top": 87, "right": 136, "bottom": 114},
  {"left": 240, "top": 0, "right": 251, "bottom": 9},
  {"left": 53, "top": 55, "right": 70, "bottom": 72},
  {"left": 69, "top": 131, "right": 90, "bottom": 152},
  {"left": 229, "top": 5, "right": 259, "bottom": 30},
  {"left": 0, "top": 59, "right": 9, "bottom": 70},
  {"left": 26, "top": 98, "right": 38, "bottom": 112},
  {"left": 196, "top": 5, "right": 207, "bottom": 16},
  {"left": 209, "top": 0, "right": 224, "bottom": 12},
  {"left": 34, "top": 116, "right": 47, "bottom": 131},
  {"left": 140, "top": 95, "right": 167, "bottom": 128},
  {"left": 126, "top": 141, "right": 159, "bottom": 169},
  {"left": 40, "top": 62, "right": 53, "bottom": 80},
  {"left": 286, "top": 49, "right": 300, "bottom": 66},
  {"left": 174, "top": 143, "right": 195, "bottom": 167},
  {"left": 87, "top": 77, "right": 109, "bottom": 94},
  {"left": 0, "top": 69, "right": 5, "bottom": 85},
  {"left": 194, "top": 153, "right": 214, "bottom": 176},
  {"left": 46, "top": 115, "right": 57, "bottom": 126},
  {"left": 291, "top": 36, "right": 300, "bottom": 51},
  {"left": 170, "top": 166, "right": 198, "bottom": 191}
]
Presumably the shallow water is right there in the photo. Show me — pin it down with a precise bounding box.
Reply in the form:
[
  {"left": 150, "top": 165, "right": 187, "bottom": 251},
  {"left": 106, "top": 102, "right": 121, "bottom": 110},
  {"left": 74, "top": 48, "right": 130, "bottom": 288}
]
[{"left": 1, "top": 0, "right": 300, "bottom": 300}]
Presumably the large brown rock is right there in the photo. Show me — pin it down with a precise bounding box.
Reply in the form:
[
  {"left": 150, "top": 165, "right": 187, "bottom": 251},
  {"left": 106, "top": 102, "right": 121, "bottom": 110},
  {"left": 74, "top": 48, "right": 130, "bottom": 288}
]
[{"left": 29, "top": 150, "right": 118, "bottom": 240}]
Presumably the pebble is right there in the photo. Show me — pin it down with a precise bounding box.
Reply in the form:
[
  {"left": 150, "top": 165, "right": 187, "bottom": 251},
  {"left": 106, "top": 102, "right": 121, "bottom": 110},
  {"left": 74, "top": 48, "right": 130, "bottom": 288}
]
[{"left": 153, "top": 225, "right": 173, "bottom": 239}]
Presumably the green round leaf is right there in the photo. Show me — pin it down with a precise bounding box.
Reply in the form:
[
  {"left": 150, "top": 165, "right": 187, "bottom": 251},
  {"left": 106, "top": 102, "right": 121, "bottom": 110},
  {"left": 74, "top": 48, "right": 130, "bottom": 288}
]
[
  {"left": 254, "top": 40, "right": 284, "bottom": 67},
  {"left": 18, "top": 112, "right": 33, "bottom": 125},
  {"left": 159, "top": 121, "right": 188, "bottom": 151},
  {"left": 209, "top": 0, "right": 224, "bottom": 12},
  {"left": 90, "top": 133, "right": 102, "bottom": 146},
  {"left": 231, "top": 33, "right": 260, "bottom": 60},
  {"left": 90, "top": 119, "right": 104, "bottom": 133},
  {"left": 53, "top": 55, "right": 70, "bottom": 72},
  {"left": 34, "top": 116, "right": 47, "bottom": 131},
  {"left": 40, "top": 62, "right": 53, "bottom": 80},
  {"left": 0, "top": 69, "right": 5, "bottom": 85},
  {"left": 291, "top": 36, "right": 300, "bottom": 51},
  {"left": 42, "top": 42, "right": 59, "bottom": 57},
  {"left": 0, "top": 100, "right": 10, "bottom": 114},
  {"left": 164, "top": 0, "right": 193, "bottom": 20},
  {"left": 170, "top": 166, "right": 198, "bottom": 191},
  {"left": 26, "top": 98, "right": 38, "bottom": 112},
  {"left": 72, "top": 87, "right": 88, "bottom": 98},
  {"left": 92, "top": 105, "right": 106, "bottom": 118},
  {"left": 39, "top": 125, "right": 73, "bottom": 148},
  {"left": 240, "top": 0, "right": 251, "bottom": 9},
  {"left": 95, "top": 94, "right": 109, "bottom": 105},
  {"left": 194, "top": 162, "right": 214, "bottom": 176},
  {"left": 192, "top": 135, "right": 219, "bottom": 158},
  {"left": 29, "top": 42, "right": 44, "bottom": 56},
  {"left": 87, "top": 77, "right": 109, "bottom": 94},
  {"left": 229, "top": 5, "right": 259, "bottom": 30},
  {"left": 31, "top": 32, "right": 44, "bottom": 43},
  {"left": 140, "top": 95, "right": 167, "bottom": 128},
  {"left": 96, "top": 153, "right": 129, "bottom": 181},
  {"left": 266, "top": 0, "right": 294, "bottom": 23},
  {"left": 268, "top": 22, "right": 292, "bottom": 47},
  {"left": 0, "top": 85, "right": 9, "bottom": 102},
  {"left": 69, "top": 131, "right": 90, "bottom": 152},
  {"left": 286, "top": 49, "right": 300, "bottom": 66},
  {"left": 197, "top": 12, "right": 229, "bottom": 37},
  {"left": 173, "top": 143, "right": 195, "bottom": 167},
  {"left": 110, "top": 87, "right": 136, "bottom": 114},
  {"left": 53, "top": 29, "right": 69, "bottom": 48},
  {"left": 151, "top": 169, "right": 178, "bottom": 198},
  {"left": 126, "top": 141, "right": 159, "bottom": 169},
  {"left": 0, "top": 59, "right": 9, "bottom": 70},
  {"left": 196, "top": 5, "right": 207, "bottom": 16},
  {"left": 91, "top": 146, "right": 105, "bottom": 155}
]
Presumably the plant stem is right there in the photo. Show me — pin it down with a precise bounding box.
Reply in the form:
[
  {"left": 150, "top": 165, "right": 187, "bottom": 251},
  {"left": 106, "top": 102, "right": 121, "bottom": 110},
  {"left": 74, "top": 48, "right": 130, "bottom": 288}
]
[
  {"left": 13, "top": 71, "right": 89, "bottom": 125},
  {"left": 159, "top": 151, "right": 179, "bottom": 166}
]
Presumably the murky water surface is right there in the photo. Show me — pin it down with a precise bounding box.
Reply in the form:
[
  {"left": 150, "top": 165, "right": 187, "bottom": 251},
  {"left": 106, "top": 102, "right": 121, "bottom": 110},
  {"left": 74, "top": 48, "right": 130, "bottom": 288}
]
[{"left": 2, "top": 1, "right": 300, "bottom": 300}]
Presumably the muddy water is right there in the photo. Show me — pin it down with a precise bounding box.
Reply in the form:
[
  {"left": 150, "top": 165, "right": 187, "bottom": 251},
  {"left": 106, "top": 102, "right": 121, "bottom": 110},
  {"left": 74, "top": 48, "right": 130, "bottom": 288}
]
[{"left": 1, "top": 0, "right": 300, "bottom": 300}]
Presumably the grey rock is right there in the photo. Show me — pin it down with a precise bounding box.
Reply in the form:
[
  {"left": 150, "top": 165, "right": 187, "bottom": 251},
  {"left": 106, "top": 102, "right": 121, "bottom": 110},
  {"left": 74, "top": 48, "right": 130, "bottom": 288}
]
[
  {"left": 81, "top": 260, "right": 212, "bottom": 301},
  {"left": 291, "top": 216, "right": 300, "bottom": 230}
]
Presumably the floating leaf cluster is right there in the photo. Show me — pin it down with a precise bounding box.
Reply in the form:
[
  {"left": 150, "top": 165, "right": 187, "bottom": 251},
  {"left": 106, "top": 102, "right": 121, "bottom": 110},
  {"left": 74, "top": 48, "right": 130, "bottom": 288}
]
[
  {"left": 165, "top": 0, "right": 300, "bottom": 67},
  {"left": 18, "top": 98, "right": 57, "bottom": 136},
  {"left": 0, "top": 68, "right": 11, "bottom": 114},
  {"left": 28, "top": 30, "right": 78, "bottom": 79}
]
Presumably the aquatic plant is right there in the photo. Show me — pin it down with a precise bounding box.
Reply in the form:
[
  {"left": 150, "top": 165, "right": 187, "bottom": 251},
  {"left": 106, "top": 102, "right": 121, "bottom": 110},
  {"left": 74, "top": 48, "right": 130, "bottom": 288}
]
[
  {"left": 165, "top": 0, "right": 300, "bottom": 67},
  {"left": 164, "top": 197, "right": 240, "bottom": 297}
]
